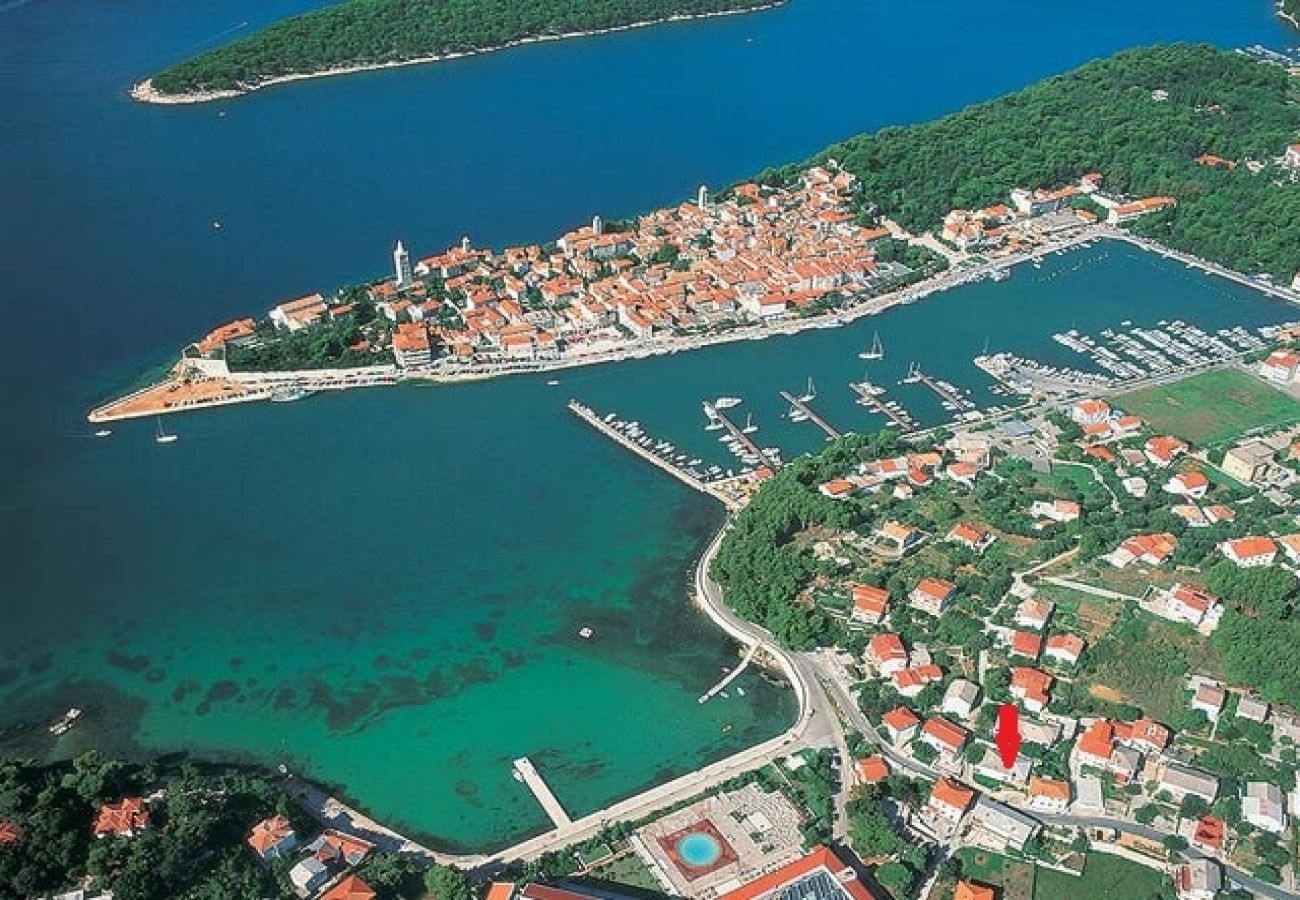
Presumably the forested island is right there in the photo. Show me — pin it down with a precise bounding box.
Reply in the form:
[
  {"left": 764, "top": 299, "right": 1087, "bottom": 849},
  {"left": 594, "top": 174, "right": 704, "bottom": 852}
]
[
  {"left": 143, "top": 0, "right": 781, "bottom": 100},
  {"left": 755, "top": 44, "right": 1300, "bottom": 281},
  {"left": 1282, "top": 0, "right": 1299, "bottom": 28}
]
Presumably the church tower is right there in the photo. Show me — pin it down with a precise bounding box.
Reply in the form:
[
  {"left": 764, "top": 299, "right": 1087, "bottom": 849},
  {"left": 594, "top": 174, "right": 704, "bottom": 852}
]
[{"left": 393, "top": 240, "right": 412, "bottom": 288}]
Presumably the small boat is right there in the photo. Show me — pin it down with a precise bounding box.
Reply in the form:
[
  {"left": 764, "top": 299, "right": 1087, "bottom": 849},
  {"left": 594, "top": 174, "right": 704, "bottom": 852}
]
[
  {"left": 858, "top": 331, "right": 885, "bottom": 360},
  {"left": 546, "top": 379, "right": 559, "bottom": 386},
  {"left": 49, "top": 707, "right": 82, "bottom": 736},
  {"left": 93, "top": 429, "right": 112, "bottom": 438},
  {"left": 714, "top": 396, "right": 742, "bottom": 409},
  {"left": 736, "top": 686, "right": 746, "bottom": 697},
  {"left": 578, "top": 626, "right": 594, "bottom": 639},
  {"left": 270, "top": 384, "right": 315, "bottom": 403},
  {"left": 742, "top": 413, "right": 758, "bottom": 435},
  {"left": 154, "top": 418, "right": 178, "bottom": 444},
  {"left": 721, "top": 724, "right": 733, "bottom": 733},
  {"left": 798, "top": 376, "right": 816, "bottom": 402},
  {"left": 212, "top": 220, "right": 222, "bottom": 230}
]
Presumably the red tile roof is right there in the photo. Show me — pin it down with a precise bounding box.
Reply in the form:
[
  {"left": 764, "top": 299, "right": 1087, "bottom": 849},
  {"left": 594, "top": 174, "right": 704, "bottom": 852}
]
[
  {"left": 717, "top": 845, "right": 873, "bottom": 900},
  {"left": 929, "top": 777, "right": 975, "bottom": 813},
  {"left": 321, "top": 875, "right": 377, "bottom": 900},
  {"left": 92, "top": 798, "right": 149, "bottom": 837}
]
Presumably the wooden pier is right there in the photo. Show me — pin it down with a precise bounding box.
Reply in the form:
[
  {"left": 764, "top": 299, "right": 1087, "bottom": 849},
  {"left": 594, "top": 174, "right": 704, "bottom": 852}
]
[
  {"left": 903, "top": 363, "right": 975, "bottom": 411},
  {"left": 779, "top": 391, "right": 843, "bottom": 440},
  {"left": 513, "top": 757, "right": 572, "bottom": 830},
  {"left": 706, "top": 403, "right": 782, "bottom": 470},
  {"left": 849, "top": 382, "right": 917, "bottom": 430}
]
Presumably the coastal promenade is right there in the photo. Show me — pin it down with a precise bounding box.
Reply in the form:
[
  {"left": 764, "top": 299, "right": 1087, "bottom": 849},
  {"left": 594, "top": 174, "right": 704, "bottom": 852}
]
[
  {"left": 291, "top": 518, "right": 835, "bottom": 871},
  {"left": 85, "top": 222, "right": 1118, "bottom": 423}
]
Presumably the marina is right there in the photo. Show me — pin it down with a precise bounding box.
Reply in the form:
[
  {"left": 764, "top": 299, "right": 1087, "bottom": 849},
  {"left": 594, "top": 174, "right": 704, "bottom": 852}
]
[
  {"left": 901, "top": 362, "right": 980, "bottom": 419},
  {"left": 704, "top": 401, "right": 783, "bottom": 471},
  {"left": 779, "top": 387, "right": 844, "bottom": 441},
  {"left": 849, "top": 380, "right": 918, "bottom": 430}
]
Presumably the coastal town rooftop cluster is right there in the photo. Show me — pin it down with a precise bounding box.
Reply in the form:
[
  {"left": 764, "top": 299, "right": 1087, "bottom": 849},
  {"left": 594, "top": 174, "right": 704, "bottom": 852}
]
[
  {"left": 806, "top": 376, "right": 1300, "bottom": 897},
  {"left": 181, "top": 165, "right": 1180, "bottom": 375}
]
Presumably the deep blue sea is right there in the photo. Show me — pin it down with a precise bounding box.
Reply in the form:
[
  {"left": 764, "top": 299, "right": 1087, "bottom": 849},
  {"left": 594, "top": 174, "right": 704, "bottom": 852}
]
[{"left": 0, "top": 0, "right": 1295, "bottom": 851}]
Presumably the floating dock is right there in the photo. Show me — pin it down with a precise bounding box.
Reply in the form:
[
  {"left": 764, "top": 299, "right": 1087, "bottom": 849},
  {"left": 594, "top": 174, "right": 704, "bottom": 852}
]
[
  {"left": 513, "top": 757, "right": 573, "bottom": 830},
  {"left": 902, "top": 363, "right": 976, "bottom": 412},
  {"left": 706, "top": 403, "right": 782, "bottom": 470},
  {"left": 849, "top": 382, "right": 917, "bottom": 430},
  {"left": 779, "top": 391, "right": 843, "bottom": 440}
]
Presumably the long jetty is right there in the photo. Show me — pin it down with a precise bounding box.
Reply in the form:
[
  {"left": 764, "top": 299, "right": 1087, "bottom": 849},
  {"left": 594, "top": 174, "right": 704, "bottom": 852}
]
[
  {"left": 779, "top": 391, "right": 842, "bottom": 440},
  {"left": 566, "top": 400, "right": 742, "bottom": 509},
  {"left": 512, "top": 757, "right": 573, "bottom": 830},
  {"left": 903, "top": 363, "right": 975, "bottom": 411},
  {"left": 849, "top": 382, "right": 917, "bottom": 430},
  {"left": 698, "top": 642, "right": 759, "bottom": 704},
  {"left": 706, "top": 403, "right": 782, "bottom": 470}
]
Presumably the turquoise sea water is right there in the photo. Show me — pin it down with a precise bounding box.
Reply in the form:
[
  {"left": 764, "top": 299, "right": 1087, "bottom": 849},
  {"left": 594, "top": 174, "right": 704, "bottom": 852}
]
[{"left": 1, "top": 0, "right": 1296, "bottom": 852}]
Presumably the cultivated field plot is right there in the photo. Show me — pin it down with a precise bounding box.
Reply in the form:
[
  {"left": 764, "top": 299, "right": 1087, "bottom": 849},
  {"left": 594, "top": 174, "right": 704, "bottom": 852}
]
[
  {"left": 1032, "top": 852, "right": 1166, "bottom": 900},
  {"left": 1115, "top": 368, "right": 1300, "bottom": 446}
]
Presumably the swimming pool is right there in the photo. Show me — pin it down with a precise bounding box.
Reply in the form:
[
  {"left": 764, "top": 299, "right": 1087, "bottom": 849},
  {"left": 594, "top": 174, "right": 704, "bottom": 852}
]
[{"left": 677, "top": 831, "right": 724, "bottom": 868}]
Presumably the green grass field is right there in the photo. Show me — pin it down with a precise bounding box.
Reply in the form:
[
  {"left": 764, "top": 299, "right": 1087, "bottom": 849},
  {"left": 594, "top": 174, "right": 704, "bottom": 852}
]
[
  {"left": 958, "top": 849, "right": 1167, "bottom": 900},
  {"left": 1033, "top": 852, "right": 1166, "bottom": 900},
  {"left": 1114, "top": 368, "right": 1300, "bottom": 446}
]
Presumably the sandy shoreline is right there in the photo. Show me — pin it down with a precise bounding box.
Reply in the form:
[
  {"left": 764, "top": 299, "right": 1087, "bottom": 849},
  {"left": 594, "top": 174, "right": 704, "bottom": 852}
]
[{"left": 130, "top": 3, "right": 784, "bottom": 105}]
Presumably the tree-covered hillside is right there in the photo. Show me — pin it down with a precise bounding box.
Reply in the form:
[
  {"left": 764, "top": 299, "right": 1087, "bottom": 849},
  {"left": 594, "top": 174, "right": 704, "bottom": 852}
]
[
  {"left": 151, "top": 0, "right": 778, "bottom": 95},
  {"left": 1282, "top": 0, "right": 1299, "bottom": 27},
  {"left": 771, "top": 45, "right": 1299, "bottom": 280}
]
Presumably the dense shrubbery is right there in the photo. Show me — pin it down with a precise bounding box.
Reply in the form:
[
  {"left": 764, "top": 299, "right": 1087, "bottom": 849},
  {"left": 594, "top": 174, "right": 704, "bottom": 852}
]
[
  {"left": 0, "top": 755, "right": 296, "bottom": 900},
  {"left": 1206, "top": 562, "right": 1300, "bottom": 709},
  {"left": 766, "top": 45, "right": 1300, "bottom": 279},
  {"left": 153, "top": 0, "right": 777, "bottom": 93}
]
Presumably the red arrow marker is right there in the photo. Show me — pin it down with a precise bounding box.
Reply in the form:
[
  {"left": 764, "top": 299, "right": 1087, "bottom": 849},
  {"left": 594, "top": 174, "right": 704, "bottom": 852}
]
[{"left": 995, "top": 704, "right": 1021, "bottom": 769}]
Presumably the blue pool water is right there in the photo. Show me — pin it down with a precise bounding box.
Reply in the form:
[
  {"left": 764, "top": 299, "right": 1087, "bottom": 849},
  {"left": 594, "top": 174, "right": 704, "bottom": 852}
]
[{"left": 678, "top": 832, "right": 724, "bottom": 867}]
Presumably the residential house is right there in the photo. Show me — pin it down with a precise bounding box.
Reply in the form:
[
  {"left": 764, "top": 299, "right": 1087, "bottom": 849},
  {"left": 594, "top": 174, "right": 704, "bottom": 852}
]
[
  {"left": 1189, "top": 815, "right": 1225, "bottom": 854},
  {"left": 1070, "top": 398, "right": 1112, "bottom": 426},
  {"left": 942, "top": 679, "right": 981, "bottom": 719},
  {"left": 947, "top": 522, "right": 996, "bottom": 554},
  {"left": 909, "top": 578, "right": 956, "bottom": 617},
  {"left": 322, "top": 875, "right": 378, "bottom": 900},
  {"left": 973, "top": 747, "right": 1032, "bottom": 787},
  {"left": 1242, "top": 782, "right": 1287, "bottom": 834},
  {"left": 922, "top": 777, "right": 975, "bottom": 836},
  {"left": 967, "top": 796, "right": 1042, "bottom": 853},
  {"left": 1030, "top": 499, "right": 1080, "bottom": 528},
  {"left": 392, "top": 322, "right": 432, "bottom": 367},
  {"left": 856, "top": 756, "right": 890, "bottom": 785},
  {"left": 881, "top": 707, "right": 921, "bottom": 745},
  {"left": 247, "top": 815, "right": 297, "bottom": 861},
  {"left": 92, "top": 798, "right": 149, "bottom": 839},
  {"left": 1151, "top": 583, "right": 1224, "bottom": 633},
  {"left": 1192, "top": 683, "right": 1227, "bottom": 722},
  {"left": 1236, "top": 696, "right": 1271, "bottom": 724},
  {"left": 1009, "top": 631, "right": 1042, "bottom": 660},
  {"left": 954, "top": 883, "right": 996, "bottom": 900},
  {"left": 892, "top": 664, "right": 944, "bottom": 698},
  {"left": 1106, "top": 532, "right": 1177, "bottom": 568},
  {"left": 1014, "top": 598, "right": 1054, "bottom": 631},
  {"left": 1027, "top": 777, "right": 1071, "bottom": 814},
  {"left": 1164, "top": 470, "right": 1210, "bottom": 499},
  {"left": 1144, "top": 436, "right": 1189, "bottom": 467},
  {"left": 876, "top": 520, "right": 923, "bottom": 553},
  {"left": 1044, "top": 634, "right": 1086, "bottom": 667},
  {"left": 866, "top": 633, "right": 909, "bottom": 677},
  {"left": 850, "top": 584, "right": 890, "bottom": 625},
  {"left": 1259, "top": 349, "right": 1300, "bottom": 385},
  {"left": 1010, "top": 667, "right": 1053, "bottom": 714},
  {"left": 1172, "top": 859, "right": 1222, "bottom": 900},
  {"left": 1219, "top": 536, "right": 1277, "bottom": 568},
  {"left": 289, "top": 856, "right": 331, "bottom": 896},
  {"left": 1160, "top": 763, "right": 1220, "bottom": 805},
  {"left": 920, "top": 716, "right": 970, "bottom": 761}
]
